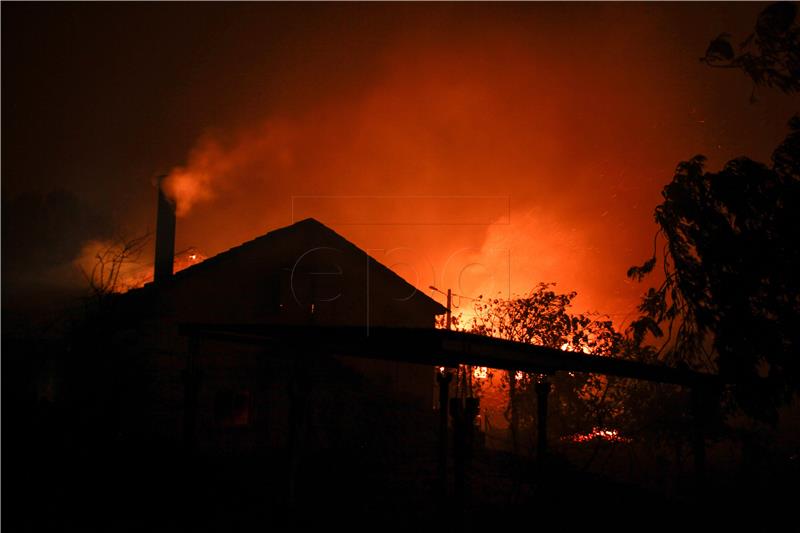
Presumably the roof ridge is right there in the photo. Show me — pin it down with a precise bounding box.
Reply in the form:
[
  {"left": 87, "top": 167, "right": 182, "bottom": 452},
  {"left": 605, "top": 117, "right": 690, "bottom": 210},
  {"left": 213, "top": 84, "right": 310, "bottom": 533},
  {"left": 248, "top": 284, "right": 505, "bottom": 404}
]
[{"left": 160, "top": 218, "right": 445, "bottom": 313}]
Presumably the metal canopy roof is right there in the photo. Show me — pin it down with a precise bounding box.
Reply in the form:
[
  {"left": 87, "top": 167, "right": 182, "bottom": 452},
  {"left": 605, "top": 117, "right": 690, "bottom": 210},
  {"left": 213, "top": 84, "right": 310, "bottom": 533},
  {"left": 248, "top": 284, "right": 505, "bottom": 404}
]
[{"left": 179, "top": 323, "right": 721, "bottom": 388}]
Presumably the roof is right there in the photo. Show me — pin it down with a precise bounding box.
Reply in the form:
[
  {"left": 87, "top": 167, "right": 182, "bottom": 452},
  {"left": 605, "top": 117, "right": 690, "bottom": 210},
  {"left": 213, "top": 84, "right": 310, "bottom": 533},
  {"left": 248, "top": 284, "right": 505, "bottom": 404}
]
[
  {"left": 144, "top": 217, "right": 447, "bottom": 315},
  {"left": 179, "top": 323, "right": 723, "bottom": 388}
]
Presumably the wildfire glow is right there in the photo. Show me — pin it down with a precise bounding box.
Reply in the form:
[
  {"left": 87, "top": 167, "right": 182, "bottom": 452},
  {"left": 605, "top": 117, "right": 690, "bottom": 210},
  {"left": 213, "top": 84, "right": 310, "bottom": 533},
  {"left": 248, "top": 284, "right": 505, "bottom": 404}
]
[
  {"left": 74, "top": 244, "right": 207, "bottom": 294},
  {"left": 561, "top": 342, "right": 591, "bottom": 355},
  {"left": 564, "top": 427, "right": 631, "bottom": 444},
  {"left": 472, "top": 366, "right": 488, "bottom": 380}
]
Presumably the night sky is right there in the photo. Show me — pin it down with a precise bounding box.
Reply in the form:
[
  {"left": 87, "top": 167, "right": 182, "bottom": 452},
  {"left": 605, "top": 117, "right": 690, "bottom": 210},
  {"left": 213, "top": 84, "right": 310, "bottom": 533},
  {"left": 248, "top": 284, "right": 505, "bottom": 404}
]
[{"left": 3, "top": 2, "right": 796, "bottom": 322}]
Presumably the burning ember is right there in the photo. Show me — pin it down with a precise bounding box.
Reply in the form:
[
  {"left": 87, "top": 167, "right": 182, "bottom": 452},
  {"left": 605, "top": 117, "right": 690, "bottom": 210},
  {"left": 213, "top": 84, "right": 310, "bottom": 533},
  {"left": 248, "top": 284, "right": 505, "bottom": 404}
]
[
  {"left": 563, "top": 427, "right": 631, "bottom": 444},
  {"left": 173, "top": 247, "right": 206, "bottom": 272}
]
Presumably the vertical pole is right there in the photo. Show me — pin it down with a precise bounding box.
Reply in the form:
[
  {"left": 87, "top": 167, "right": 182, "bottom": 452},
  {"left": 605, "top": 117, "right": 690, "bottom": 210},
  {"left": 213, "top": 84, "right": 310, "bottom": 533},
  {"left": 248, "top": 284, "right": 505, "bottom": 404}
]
[
  {"left": 450, "top": 398, "right": 465, "bottom": 514},
  {"left": 535, "top": 380, "right": 551, "bottom": 470},
  {"left": 183, "top": 336, "right": 201, "bottom": 454},
  {"left": 450, "top": 396, "right": 479, "bottom": 521},
  {"left": 691, "top": 385, "right": 707, "bottom": 485},
  {"left": 437, "top": 371, "right": 452, "bottom": 502},
  {"left": 508, "top": 371, "right": 521, "bottom": 502},
  {"left": 446, "top": 289, "right": 452, "bottom": 330},
  {"left": 464, "top": 397, "right": 479, "bottom": 482},
  {"left": 509, "top": 372, "right": 519, "bottom": 455},
  {"left": 288, "top": 360, "right": 310, "bottom": 508}
]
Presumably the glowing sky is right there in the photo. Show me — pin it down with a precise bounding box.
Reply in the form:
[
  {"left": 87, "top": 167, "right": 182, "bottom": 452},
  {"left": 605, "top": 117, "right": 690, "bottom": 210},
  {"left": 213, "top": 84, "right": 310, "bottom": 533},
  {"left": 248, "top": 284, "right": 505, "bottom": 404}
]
[{"left": 3, "top": 3, "right": 796, "bottom": 323}]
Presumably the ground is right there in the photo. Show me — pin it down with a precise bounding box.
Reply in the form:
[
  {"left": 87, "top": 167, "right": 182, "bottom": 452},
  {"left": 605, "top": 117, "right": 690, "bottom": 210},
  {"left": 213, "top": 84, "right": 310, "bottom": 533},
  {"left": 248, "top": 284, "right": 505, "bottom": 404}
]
[{"left": 7, "top": 425, "right": 798, "bottom": 532}]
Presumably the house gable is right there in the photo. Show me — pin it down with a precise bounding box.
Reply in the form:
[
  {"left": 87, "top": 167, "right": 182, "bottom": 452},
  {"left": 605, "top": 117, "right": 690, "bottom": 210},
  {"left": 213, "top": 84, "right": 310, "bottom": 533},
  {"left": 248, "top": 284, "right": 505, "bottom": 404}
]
[{"left": 150, "top": 218, "right": 445, "bottom": 327}]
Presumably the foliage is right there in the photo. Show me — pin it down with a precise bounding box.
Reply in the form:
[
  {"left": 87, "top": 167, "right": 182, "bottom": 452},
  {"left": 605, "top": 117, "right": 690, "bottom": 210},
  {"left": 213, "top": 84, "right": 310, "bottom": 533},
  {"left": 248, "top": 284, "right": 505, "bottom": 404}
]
[
  {"left": 628, "top": 116, "right": 800, "bottom": 422},
  {"left": 470, "top": 283, "right": 621, "bottom": 355},
  {"left": 701, "top": 2, "right": 799, "bottom": 99},
  {"left": 466, "top": 283, "right": 632, "bottom": 453}
]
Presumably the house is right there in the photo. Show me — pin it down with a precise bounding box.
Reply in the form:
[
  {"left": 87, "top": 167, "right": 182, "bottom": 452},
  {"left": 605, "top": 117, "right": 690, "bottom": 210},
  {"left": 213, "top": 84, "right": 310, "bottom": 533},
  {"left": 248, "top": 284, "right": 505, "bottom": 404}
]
[{"left": 112, "top": 187, "right": 446, "bottom": 456}]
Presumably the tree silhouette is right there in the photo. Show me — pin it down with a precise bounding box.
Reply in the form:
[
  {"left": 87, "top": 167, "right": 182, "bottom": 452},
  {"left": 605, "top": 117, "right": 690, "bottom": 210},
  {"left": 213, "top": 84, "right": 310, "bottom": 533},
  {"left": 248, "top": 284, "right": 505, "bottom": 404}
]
[
  {"left": 628, "top": 118, "right": 800, "bottom": 422},
  {"left": 701, "top": 2, "right": 799, "bottom": 100},
  {"left": 467, "top": 283, "right": 631, "bottom": 455},
  {"left": 630, "top": 3, "right": 800, "bottom": 423}
]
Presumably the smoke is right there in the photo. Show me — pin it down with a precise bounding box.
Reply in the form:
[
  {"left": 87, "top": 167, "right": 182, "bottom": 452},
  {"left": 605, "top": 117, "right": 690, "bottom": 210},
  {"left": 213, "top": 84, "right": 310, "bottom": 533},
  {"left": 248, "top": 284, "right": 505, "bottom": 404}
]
[
  {"left": 161, "top": 122, "right": 298, "bottom": 217},
  {"left": 1, "top": 189, "right": 114, "bottom": 291},
  {"left": 161, "top": 136, "right": 221, "bottom": 217},
  {"left": 5, "top": 3, "right": 790, "bottom": 324},
  {"left": 149, "top": 4, "right": 774, "bottom": 321}
]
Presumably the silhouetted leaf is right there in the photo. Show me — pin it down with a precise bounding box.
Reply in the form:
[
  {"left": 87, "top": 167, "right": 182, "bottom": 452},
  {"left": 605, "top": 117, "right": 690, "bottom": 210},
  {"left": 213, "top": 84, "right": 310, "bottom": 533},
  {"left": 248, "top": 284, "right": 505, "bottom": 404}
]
[
  {"left": 627, "top": 256, "right": 656, "bottom": 281},
  {"left": 704, "top": 33, "right": 734, "bottom": 62}
]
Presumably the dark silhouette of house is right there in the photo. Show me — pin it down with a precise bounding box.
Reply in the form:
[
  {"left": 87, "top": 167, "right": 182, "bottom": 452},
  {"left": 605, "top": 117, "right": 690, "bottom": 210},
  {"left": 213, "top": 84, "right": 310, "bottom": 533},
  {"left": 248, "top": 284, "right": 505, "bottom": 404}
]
[{"left": 115, "top": 193, "right": 446, "bottom": 455}]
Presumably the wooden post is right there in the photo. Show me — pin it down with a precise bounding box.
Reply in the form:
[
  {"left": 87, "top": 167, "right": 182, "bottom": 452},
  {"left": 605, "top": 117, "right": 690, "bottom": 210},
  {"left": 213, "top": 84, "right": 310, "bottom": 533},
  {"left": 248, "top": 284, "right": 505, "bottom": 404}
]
[
  {"left": 464, "top": 397, "right": 479, "bottom": 479},
  {"left": 450, "top": 398, "right": 466, "bottom": 516},
  {"left": 436, "top": 370, "right": 453, "bottom": 501},
  {"left": 691, "top": 385, "right": 707, "bottom": 484},
  {"left": 535, "top": 379, "right": 551, "bottom": 470},
  {"left": 288, "top": 358, "right": 311, "bottom": 508},
  {"left": 509, "top": 372, "right": 519, "bottom": 455},
  {"left": 183, "top": 336, "right": 201, "bottom": 454},
  {"left": 450, "top": 396, "right": 479, "bottom": 518}
]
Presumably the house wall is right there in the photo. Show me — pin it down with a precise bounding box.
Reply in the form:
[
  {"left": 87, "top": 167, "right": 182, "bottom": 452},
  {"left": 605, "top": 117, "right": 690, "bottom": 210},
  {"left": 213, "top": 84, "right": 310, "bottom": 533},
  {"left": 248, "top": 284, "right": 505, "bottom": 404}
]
[{"left": 126, "top": 226, "right": 441, "bottom": 454}]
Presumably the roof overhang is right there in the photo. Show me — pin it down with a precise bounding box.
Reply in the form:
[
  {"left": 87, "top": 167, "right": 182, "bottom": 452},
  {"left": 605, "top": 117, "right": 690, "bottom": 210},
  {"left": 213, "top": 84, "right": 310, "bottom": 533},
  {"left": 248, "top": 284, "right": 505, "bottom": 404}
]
[{"left": 179, "top": 323, "right": 721, "bottom": 388}]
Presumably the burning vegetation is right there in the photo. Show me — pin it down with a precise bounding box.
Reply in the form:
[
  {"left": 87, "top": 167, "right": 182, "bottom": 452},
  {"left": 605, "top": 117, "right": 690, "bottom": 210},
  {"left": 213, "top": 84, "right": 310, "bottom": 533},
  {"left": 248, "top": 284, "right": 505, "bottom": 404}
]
[
  {"left": 77, "top": 238, "right": 206, "bottom": 295},
  {"left": 436, "top": 283, "right": 644, "bottom": 455}
]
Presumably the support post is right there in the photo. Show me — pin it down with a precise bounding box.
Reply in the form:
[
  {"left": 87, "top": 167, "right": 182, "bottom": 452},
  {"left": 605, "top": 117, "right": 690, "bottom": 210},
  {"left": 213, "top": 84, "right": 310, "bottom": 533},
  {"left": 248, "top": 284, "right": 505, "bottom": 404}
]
[
  {"left": 446, "top": 289, "right": 452, "bottom": 330},
  {"left": 288, "top": 358, "right": 311, "bottom": 508},
  {"left": 450, "top": 396, "right": 479, "bottom": 518},
  {"left": 183, "top": 336, "right": 201, "bottom": 454},
  {"left": 535, "top": 379, "right": 551, "bottom": 470},
  {"left": 690, "top": 385, "right": 708, "bottom": 485},
  {"left": 436, "top": 370, "right": 453, "bottom": 501}
]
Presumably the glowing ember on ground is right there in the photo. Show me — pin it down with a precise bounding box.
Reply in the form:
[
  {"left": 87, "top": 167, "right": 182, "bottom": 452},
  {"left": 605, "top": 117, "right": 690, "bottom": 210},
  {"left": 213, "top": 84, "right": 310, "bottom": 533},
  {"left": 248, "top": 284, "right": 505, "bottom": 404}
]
[{"left": 564, "top": 427, "right": 632, "bottom": 444}]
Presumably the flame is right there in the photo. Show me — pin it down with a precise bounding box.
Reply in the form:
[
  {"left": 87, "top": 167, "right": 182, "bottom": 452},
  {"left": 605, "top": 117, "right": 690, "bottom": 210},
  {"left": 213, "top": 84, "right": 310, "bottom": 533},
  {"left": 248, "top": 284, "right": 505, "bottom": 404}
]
[
  {"left": 173, "top": 247, "right": 206, "bottom": 273},
  {"left": 149, "top": 14, "right": 681, "bottom": 325},
  {"left": 74, "top": 243, "right": 207, "bottom": 294},
  {"left": 472, "top": 366, "right": 488, "bottom": 380},
  {"left": 564, "top": 427, "right": 631, "bottom": 444},
  {"left": 560, "top": 342, "right": 592, "bottom": 355}
]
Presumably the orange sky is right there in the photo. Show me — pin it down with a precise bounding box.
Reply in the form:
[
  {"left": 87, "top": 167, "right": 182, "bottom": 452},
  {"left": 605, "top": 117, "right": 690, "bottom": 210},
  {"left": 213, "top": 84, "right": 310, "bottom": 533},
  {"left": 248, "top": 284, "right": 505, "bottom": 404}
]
[{"left": 4, "top": 3, "right": 796, "bottom": 323}]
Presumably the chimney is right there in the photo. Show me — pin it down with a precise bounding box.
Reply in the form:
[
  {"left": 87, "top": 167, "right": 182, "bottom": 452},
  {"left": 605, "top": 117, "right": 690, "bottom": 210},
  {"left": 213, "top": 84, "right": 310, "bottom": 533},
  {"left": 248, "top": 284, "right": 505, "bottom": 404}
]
[{"left": 154, "top": 177, "right": 176, "bottom": 284}]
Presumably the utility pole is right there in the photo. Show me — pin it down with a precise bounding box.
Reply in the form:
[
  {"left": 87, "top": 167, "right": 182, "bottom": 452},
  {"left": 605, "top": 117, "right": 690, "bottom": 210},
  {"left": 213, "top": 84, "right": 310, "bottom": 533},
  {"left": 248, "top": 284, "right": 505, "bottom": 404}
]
[
  {"left": 446, "top": 288, "right": 452, "bottom": 330},
  {"left": 430, "top": 285, "right": 455, "bottom": 507},
  {"left": 430, "top": 285, "right": 454, "bottom": 330}
]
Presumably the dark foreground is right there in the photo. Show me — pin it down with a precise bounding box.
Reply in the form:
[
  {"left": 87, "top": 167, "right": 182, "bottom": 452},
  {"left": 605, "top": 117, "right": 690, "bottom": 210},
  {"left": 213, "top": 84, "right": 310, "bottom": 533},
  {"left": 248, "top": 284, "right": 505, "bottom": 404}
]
[{"left": 6, "top": 427, "right": 798, "bottom": 533}]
